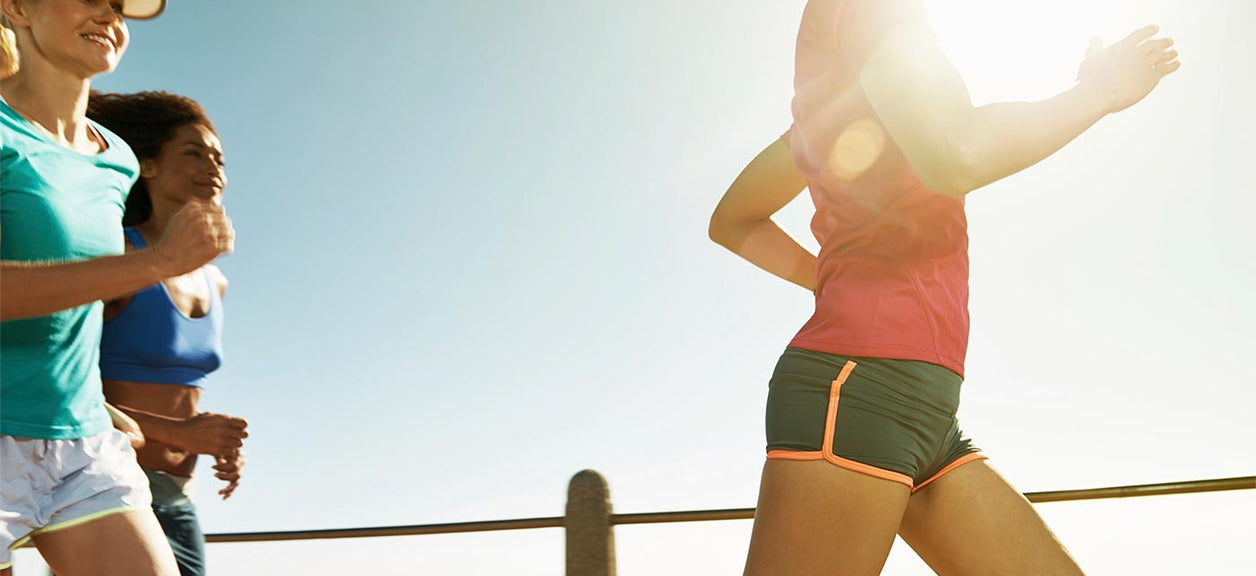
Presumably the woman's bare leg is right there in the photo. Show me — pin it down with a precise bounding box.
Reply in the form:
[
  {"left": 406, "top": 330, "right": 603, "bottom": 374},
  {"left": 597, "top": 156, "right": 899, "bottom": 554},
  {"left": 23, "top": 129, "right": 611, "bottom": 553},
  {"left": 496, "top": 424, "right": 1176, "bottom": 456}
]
[
  {"left": 898, "top": 460, "right": 1086, "bottom": 576},
  {"left": 32, "top": 510, "right": 178, "bottom": 576},
  {"left": 744, "top": 459, "right": 911, "bottom": 576}
]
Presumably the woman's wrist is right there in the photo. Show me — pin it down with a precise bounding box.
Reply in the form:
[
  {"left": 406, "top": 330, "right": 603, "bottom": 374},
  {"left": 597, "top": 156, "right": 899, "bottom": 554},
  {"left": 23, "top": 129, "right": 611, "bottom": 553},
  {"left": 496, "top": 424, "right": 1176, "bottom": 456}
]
[
  {"left": 134, "top": 245, "right": 175, "bottom": 283},
  {"left": 1071, "top": 80, "right": 1117, "bottom": 120},
  {"left": 118, "top": 406, "right": 185, "bottom": 446}
]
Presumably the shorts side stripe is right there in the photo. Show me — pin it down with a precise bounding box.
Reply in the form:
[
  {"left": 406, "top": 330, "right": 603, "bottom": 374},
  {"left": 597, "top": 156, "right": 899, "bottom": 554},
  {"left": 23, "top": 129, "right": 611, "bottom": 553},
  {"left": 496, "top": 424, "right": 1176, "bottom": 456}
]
[
  {"left": 910, "top": 453, "right": 988, "bottom": 494},
  {"left": 766, "top": 360, "right": 913, "bottom": 488},
  {"left": 13, "top": 505, "right": 145, "bottom": 550}
]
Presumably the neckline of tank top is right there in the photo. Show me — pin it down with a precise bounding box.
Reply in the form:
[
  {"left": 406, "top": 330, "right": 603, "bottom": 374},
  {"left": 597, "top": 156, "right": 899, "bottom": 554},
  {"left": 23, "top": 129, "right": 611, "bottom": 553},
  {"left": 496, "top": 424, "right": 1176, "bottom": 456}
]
[{"left": 125, "top": 228, "right": 218, "bottom": 321}]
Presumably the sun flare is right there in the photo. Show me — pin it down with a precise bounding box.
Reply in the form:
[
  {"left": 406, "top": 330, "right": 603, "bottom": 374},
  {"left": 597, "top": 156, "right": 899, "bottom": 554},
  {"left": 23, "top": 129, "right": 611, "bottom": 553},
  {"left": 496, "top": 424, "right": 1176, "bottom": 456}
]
[{"left": 923, "top": 0, "right": 1168, "bottom": 103}]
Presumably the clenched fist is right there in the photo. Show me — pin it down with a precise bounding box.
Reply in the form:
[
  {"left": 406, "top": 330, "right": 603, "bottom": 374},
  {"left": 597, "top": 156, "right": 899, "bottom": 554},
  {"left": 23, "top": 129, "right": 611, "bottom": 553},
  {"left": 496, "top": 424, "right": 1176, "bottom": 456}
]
[
  {"left": 170, "top": 411, "right": 249, "bottom": 459},
  {"left": 152, "top": 198, "right": 234, "bottom": 277}
]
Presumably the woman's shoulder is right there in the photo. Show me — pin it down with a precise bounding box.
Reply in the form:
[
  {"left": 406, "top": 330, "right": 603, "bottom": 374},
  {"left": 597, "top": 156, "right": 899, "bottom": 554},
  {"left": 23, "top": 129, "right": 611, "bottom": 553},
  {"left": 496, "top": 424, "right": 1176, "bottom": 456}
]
[
  {"left": 205, "top": 264, "right": 229, "bottom": 299},
  {"left": 89, "top": 119, "right": 140, "bottom": 175}
]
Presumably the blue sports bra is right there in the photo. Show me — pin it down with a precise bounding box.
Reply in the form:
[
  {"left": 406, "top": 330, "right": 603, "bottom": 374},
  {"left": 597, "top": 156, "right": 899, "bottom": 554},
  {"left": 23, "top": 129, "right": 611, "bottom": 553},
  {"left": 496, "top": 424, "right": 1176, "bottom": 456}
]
[{"left": 99, "top": 228, "right": 224, "bottom": 387}]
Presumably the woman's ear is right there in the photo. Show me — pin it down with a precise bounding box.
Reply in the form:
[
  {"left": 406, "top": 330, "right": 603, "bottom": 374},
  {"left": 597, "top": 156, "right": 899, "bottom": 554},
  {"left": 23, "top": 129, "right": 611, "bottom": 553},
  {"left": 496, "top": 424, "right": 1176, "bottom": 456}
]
[
  {"left": 139, "top": 157, "right": 159, "bottom": 179},
  {"left": 1, "top": 0, "right": 32, "bottom": 29}
]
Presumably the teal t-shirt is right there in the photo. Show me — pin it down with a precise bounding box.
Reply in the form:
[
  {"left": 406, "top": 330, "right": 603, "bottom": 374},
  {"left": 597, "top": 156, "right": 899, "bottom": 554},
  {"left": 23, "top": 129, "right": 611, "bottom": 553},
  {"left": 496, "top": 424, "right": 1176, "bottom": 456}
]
[{"left": 0, "top": 98, "right": 139, "bottom": 439}]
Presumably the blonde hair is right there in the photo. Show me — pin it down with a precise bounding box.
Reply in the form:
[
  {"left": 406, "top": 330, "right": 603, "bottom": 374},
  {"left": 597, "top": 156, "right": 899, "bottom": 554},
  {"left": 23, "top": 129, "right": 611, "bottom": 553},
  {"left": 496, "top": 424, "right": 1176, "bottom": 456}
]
[{"left": 0, "top": 16, "right": 17, "bottom": 80}]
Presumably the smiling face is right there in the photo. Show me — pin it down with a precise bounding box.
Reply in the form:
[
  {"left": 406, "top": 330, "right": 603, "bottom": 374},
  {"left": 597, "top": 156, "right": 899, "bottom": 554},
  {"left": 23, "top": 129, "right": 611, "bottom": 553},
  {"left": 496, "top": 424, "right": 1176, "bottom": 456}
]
[
  {"left": 3, "top": 0, "right": 130, "bottom": 77},
  {"left": 141, "top": 123, "right": 228, "bottom": 207}
]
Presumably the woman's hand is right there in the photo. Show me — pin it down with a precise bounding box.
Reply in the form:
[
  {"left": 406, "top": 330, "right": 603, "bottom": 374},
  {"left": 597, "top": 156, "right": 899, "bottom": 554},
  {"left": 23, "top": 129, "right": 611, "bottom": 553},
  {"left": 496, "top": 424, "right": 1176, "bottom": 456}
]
[
  {"left": 213, "top": 450, "right": 246, "bottom": 500},
  {"left": 105, "top": 402, "right": 145, "bottom": 449},
  {"left": 151, "top": 199, "right": 235, "bottom": 278},
  {"left": 169, "top": 412, "right": 248, "bottom": 458},
  {"left": 1077, "top": 25, "right": 1180, "bottom": 115}
]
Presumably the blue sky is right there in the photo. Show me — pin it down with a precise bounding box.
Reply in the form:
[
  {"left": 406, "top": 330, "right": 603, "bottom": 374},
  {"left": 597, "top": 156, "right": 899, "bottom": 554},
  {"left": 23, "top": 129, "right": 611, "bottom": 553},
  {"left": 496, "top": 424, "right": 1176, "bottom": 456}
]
[{"left": 13, "top": 0, "right": 1255, "bottom": 573}]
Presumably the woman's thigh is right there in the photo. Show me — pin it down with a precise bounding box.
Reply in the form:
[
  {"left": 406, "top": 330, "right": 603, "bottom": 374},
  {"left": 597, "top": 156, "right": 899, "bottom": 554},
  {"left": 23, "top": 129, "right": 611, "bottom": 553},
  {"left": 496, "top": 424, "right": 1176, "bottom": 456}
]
[
  {"left": 898, "top": 460, "right": 1085, "bottom": 576},
  {"left": 744, "top": 459, "right": 911, "bottom": 576},
  {"left": 33, "top": 509, "right": 178, "bottom": 576}
]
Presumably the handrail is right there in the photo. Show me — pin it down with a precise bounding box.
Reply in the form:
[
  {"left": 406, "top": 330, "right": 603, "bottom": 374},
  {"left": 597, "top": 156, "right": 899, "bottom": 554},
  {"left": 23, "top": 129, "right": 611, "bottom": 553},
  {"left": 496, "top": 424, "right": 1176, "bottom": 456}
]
[
  {"left": 206, "top": 516, "right": 565, "bottom": 543},
  {"left": 1023, "top": 475, "right": 1254, "bottom": 503},
  {"left": 203, "top": 475, "right": 1254, "bottom": 543},
  {"left": 611, "top": 475, "right": 1256, "bottom": 525}
]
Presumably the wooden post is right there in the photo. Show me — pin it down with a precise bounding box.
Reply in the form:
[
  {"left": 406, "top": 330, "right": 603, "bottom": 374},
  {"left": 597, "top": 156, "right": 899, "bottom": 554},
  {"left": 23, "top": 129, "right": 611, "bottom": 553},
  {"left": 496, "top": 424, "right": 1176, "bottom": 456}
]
[{"left": 565, "top": 469, "right": 616, "bottom": 576}]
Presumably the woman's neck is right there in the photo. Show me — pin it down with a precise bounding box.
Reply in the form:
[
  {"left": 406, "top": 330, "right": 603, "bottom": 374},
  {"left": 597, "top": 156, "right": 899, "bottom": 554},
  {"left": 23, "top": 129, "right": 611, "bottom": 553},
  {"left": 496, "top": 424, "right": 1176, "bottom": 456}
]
[
  {"left": 137, "top": 197, "right": 179, "bottom": 242},
  {"left": 0, "top": 57, "right": 95, "bottom": 151}
]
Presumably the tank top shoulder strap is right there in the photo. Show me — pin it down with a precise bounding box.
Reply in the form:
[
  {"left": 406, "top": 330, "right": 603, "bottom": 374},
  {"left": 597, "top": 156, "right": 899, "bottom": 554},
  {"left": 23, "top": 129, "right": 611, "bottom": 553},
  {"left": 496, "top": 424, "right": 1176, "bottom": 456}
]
[
  {"left": 123, "top": 227, "right": 148, "bottom": 249},
  {"left": 205, "top": 268, "right": 222, "bottom": 305}
]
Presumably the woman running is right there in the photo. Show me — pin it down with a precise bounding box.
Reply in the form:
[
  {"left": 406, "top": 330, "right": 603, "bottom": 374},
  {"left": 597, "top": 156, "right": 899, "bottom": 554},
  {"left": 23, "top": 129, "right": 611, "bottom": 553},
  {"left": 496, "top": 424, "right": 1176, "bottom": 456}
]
[
  {"left": 88, "top": 90, "right": 248, "bottom": 576},
  {"left": 710, "top": 2, "right": 1179, "bottom": 574},
  {"left": 0, "top": 1, "right": 232, "bottom": 574}
]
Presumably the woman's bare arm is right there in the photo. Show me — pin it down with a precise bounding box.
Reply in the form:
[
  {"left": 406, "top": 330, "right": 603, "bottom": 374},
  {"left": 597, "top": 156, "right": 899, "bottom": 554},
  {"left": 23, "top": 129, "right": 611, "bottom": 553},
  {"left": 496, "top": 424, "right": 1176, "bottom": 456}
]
[
  {"left": 108, "top": 402, "right": 247, "bottom": 459},
  {"left": 709, "top": 136, "right": 816, "bottom": 292},
  {"left": 1, "top": 199, "right": 234, "bottom": 320},
  {"left": 860, "top": 24, "right": 1179, "bottom": 197}
]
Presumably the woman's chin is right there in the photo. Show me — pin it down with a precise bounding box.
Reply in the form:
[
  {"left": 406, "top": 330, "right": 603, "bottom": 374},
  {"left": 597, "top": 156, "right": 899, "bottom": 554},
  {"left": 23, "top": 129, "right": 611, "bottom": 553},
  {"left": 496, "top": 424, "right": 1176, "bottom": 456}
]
[{"left": 81, "top": 54, "right": 123, "bottom": 77}]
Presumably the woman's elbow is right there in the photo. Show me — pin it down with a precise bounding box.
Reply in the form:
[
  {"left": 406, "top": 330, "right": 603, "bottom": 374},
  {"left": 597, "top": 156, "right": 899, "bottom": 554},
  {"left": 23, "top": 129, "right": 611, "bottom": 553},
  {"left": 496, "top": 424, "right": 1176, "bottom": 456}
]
[
  {"left": 708, "top": 210, "right": 749, "bottom": 250},
  {"left": 708, "top": 212, "right": 733, "bottom": 247}
]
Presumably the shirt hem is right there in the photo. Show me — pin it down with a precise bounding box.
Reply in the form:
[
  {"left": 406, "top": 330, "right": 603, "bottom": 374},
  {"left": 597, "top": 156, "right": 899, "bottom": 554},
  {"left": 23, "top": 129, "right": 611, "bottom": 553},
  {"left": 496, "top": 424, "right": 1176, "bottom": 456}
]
[
  {"left": 98, "top": 368, "right": 206, "bottom": 388},
  {"left": 0, "top": 417, "right": 111, "bottom": 440}
]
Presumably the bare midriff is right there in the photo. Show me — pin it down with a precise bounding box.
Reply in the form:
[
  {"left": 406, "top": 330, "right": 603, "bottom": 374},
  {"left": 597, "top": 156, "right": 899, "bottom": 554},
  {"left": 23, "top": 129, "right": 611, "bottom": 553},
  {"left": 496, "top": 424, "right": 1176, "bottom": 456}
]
[{"left": 103, "top": 379, "right": 202, "bottom": 477}]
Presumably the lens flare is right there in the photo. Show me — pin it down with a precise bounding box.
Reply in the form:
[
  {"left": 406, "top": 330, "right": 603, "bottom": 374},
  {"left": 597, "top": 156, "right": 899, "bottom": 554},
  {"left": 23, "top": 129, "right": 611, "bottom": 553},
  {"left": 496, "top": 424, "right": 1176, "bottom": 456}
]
[{"left": 828, "top": 119, "right": 887, "bottom": 181}]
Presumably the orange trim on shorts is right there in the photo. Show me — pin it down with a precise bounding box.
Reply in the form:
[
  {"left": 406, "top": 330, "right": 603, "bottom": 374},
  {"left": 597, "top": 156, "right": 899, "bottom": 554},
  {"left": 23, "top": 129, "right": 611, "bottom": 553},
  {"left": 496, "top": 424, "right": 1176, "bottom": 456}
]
[
  {"left": 910, "top": 452, "right": 988, "bottom": 494},
  {"left": 765, "top": 360, "right": 914, "bottom": 488}
]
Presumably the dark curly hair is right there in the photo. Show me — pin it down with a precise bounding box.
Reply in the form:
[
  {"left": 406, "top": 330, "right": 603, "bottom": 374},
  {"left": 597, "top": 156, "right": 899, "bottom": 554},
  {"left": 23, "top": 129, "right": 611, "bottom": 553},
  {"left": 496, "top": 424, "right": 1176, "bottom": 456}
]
[{"left": 87, "top": 91, "right": 218, "bottom": 226}]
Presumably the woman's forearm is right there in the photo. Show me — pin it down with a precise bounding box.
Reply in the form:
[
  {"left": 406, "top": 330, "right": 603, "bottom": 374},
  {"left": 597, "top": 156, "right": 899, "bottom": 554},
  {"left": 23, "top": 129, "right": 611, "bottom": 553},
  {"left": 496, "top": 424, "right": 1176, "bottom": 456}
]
[
  {"left": 946, "top": 84, "right": 1111, "bottom": 195},
  {"left": 709, "top": 135, "right": 814, "bottom": 291},
  {"left": 0, "top": 248, "right": 169, "bottom": 321},
  {"left": 715, "top": 219, "right": 816, "bottom": 292},
  {"left": 109, "top": 403, "right": 183, "bottom": 445},
  {"left": 862, "top": 24, "right": 1175, "bottom": 198},
  {"left": 108, "top": 402, "right": 248, "bottom": 457},
  {"left": 2, "top": 198, "right": 236, "bottom": 321}
]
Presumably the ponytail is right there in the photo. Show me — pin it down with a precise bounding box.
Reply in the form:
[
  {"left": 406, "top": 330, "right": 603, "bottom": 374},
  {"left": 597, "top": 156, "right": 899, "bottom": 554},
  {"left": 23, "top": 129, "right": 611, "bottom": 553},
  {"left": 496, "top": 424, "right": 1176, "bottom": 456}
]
[{"left": 0, "top": 17, "right": 17, "bottom": 80}]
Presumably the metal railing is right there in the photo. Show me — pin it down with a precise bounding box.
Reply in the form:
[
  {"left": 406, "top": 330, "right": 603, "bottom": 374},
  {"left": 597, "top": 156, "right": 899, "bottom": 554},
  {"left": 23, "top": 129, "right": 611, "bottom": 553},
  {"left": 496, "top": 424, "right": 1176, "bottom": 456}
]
[{"left": 199, "top": 471, "right": 1255, "bottom": 575}]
